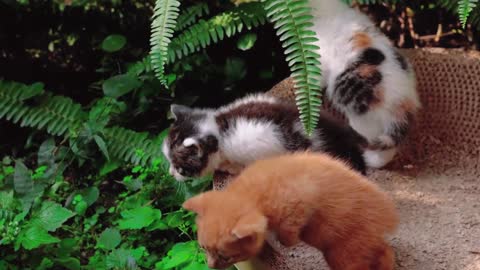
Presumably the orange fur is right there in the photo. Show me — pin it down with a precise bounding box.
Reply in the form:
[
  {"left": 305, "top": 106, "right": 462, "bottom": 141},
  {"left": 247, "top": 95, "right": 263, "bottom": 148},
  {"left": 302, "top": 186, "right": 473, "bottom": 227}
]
[
  {"left": 351, "top": 32, "right": 372, "bottom": 49},
  {"left": 184, "top": 153, "right": 399, "bottom": 269},
  {"left": 356, "top": 64, "right": 377, "bottom": 78},
  {"left": 395, "top": 98, "right": 418, "bottom": 119}
]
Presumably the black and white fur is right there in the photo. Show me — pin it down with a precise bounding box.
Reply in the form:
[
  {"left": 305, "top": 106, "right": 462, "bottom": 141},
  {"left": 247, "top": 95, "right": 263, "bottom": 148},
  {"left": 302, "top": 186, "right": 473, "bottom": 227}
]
[
  {"left": 162, "top": 94, "right": 366, "bottom": 181},
  {"left": 311, "top": 0, "right": 421, "bottom": 168}
]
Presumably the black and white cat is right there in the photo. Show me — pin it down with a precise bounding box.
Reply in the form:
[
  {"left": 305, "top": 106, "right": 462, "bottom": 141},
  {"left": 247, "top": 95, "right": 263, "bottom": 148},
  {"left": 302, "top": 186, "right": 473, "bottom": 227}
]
[
  {"left": 162, "top": 94, "right": 366, "bottom": 181},
  {"left": 310, "top": 0, "right": 421, "bottom": 168}
]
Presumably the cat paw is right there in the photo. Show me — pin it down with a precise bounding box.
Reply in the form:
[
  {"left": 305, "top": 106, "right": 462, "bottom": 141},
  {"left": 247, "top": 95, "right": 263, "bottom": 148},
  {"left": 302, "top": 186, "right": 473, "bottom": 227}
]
[
  {"left": 277, "top": 231, "right": 301, "bottom": 247},
  {"left": 363, "top": 148, "right": 397, "bottom": 168}
]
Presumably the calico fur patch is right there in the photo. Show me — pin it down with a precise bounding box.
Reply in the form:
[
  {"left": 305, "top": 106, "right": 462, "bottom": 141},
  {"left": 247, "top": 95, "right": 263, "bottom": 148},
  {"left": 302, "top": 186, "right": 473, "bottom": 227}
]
[
  {"left": 351, "top": 32, "right": 372, "bottom": 49},
  {"left": 333, "top": 48, "right": 386, "bottom": 114},
  {"left": 216, "top": 100, "right": 367, "bottom": 174},
  {"left": 216, "top": 101, "right": 311, "bottom": 151}
]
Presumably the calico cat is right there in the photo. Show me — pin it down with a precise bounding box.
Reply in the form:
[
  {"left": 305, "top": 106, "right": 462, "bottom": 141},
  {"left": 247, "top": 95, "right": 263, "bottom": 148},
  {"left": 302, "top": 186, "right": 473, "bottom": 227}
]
[
  {"left": 162, "top": 94, "right": 366, "bottom": 181},
  {"left": 310, "top": 0, "right": 421, "bottom": 168},
  {"left": 183, "top": 153, "right": 399, "bottom": 270}
]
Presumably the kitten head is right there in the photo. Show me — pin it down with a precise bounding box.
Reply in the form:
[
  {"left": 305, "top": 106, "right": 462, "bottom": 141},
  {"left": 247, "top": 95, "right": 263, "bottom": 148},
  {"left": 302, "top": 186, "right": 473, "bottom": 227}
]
[
  {"left": 162, "top": 104, "right": 220, "bottom": 181},
  {"left": 183, "top": 191, "right": 267, "bottom": 269}
]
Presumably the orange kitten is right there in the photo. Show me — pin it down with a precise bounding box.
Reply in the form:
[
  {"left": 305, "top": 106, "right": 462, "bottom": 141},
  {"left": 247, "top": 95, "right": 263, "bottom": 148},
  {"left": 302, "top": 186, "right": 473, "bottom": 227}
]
[{"left": 183, "top": 153, "right": 399, "bottom": 269}]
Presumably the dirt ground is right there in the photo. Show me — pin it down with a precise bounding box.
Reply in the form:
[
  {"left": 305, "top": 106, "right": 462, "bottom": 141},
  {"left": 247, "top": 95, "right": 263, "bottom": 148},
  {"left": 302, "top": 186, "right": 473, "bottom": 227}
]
[{"left": 251, "top": 159, "right": 480, "bottom": 270}]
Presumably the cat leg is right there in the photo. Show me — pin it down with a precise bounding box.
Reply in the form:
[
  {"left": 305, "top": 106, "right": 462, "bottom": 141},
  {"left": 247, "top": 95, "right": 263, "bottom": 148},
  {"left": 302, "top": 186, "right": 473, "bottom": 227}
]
[
  {"left": 323, "top": 237, "right": 395, "bottom": 270},
  {"left": 218, "top": 160, "right": 245, "bottom": 176},
  {"left": 363, "top": 148, "right": 397, "bottom": 169},
  {"left": 276, "top": 226, "right": 301, "bottom": 247},
  {"left": 363, "top": 113, "right": 413, "bottom": 168},
  {"left": 275, "top": 216, "right": 311, "bottom": 247}
]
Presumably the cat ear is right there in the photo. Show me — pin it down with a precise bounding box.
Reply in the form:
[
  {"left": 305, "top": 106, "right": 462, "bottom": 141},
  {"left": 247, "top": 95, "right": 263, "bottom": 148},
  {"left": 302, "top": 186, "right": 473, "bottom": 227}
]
[
  {"left": 182, "top": 193, "right": 206, "bottom": 215},
  {"left": 171, "top": 104, "right": 192, "bottom": 121},
  {"left": 231, "top": 212, "right": 267, "bottom": 240}
]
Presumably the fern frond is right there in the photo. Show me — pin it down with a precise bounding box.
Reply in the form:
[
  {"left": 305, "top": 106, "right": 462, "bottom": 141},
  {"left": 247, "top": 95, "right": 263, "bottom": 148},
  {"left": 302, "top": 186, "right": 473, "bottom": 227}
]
[
  {"left": 0, "top": 80, "right": 44, "bottom": 102},
  {"left": 0, "top": 80, "right": 163, "bottom": 165},
  {"left": 150, "top": 0, "right": 181, "bottom": 86},
  {"left": 127, "top": 56, "right": 154, "bottom": 76},
  {"left": 458, "top": 0, "right": 478, "bottom": 27},
  {"left": 22, "top": 96, "right": 86, "bottom": 136},
  {"left": 166, "top": 2, "right": 267, "bottom": 64},
  {"left": 0, "top": 81, "right": 85, "bottom": 136},
  {"left": 175, "top": 3, "right": 210, "bottom": 31},
  {"left": 103, "top": 127, "right": 164, "bottom": 165},
  {"left": 263, "top": 0, "right": 322, "bottom": 135}
]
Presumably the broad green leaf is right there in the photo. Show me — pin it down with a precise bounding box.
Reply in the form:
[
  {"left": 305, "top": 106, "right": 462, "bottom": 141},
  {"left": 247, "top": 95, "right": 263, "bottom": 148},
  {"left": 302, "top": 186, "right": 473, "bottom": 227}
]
[
  {"left": 165, "top": 211, "right": 184, "bottom": 228},
  {"left": 147, "top": 218, "right": 168, "bottom": 231},
  {"left": 99, "top": 160, "right": 120, "bottom": 176},
  {"left": 162, "top": 242, "right": 198, "bottom": 269},
  {"left": 130, "top": 246, "right": 147, "bottom": 261},
  {"left": 0, "top": 190, "right": 15, "bottom": 209},
  {"left": 74, "top": 200, "right": 87, "bottom": 215},
  {"left": 14, "top": 161, "right": 32, "bottom": 194},
  {"left": 30, "top": 201, "right": 75, "bottom": 231},
  {"left": 38, "top": 258, "right": 54, "bottom": 270},
  {"left": 93, "top": 135, "right": 110, "bottom": 160},
  {"left": 18, "top": 182, "right": 45, "bottom": 212},
  {"left": 237, "top": 33, "right": 257, "bottom": 51},
  {"left": 38, "top": 138, "right": 56, "bottom": 166},
  {"left": 20, "top": 226, "right": 60, "bottom": 250},
  {"left": 97, "top": 228, "right": 121, "bottom": 250},
  {"left": 87, "top": 251, "right": 107, "bottom": 269},
  {"left": 183, "top": 262, "right": 210, "bottom": 270},
  {"left": 55, "top": 257, "right": 81, "bottom": 270},
  {"left": 78, "top": 187, "right": 100, "bottom": 206},
  {"left": 101, "top": 34, "right": 127, "bottom": 52},
  {"left": 106, "top": 248, "right": 135, "bottom": 269},
  {"left": 117, "top": 206, "right": 161, "bottom": 230},
  {"left": 58, "top": 238, "right": 78, "bottom": 257},
  {"left": 102, "top": 74, "right": 141, "bottom": 98}
]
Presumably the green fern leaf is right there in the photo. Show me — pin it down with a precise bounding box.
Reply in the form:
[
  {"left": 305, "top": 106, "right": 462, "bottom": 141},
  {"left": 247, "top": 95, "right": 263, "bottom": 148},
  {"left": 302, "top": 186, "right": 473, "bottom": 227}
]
[
  {"left": 0, "top": 80, "right": 164, "bottom": 165},
  {"left": 103, "top": 127, "right": 164, "bottom": 165},
  {"left": 263, "top": 0, "right": 322, "bottom": 135},
  {"left": 166, "top": 2, "right": 267, "bottom": 64},
  {"left": 0, "top": 81, "right": 85, "bottom": 136},
  {"left": 458, "top": 0, "right": 478, "bottom": 27},
  {"left": 150, "top": 0, "right": 181, "bottom": 86},
  {"left": 175, "top": 3, "right": 210, "bottom": 31}
]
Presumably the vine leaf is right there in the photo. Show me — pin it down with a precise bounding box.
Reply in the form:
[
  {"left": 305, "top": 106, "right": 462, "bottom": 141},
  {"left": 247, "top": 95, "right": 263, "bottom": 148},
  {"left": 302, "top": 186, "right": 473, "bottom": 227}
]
[
  {"left": 14, "top": 161, "right": 32, "bottom": 195},
  {"left": 30, "top": 201, "right": 75, "bottom": 232},
  {"left": 18, "top": 226, "right": 60, "bottom": 250},
  {"left": 97, "top": 228, "right": 122, "bottom": 250}
]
